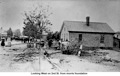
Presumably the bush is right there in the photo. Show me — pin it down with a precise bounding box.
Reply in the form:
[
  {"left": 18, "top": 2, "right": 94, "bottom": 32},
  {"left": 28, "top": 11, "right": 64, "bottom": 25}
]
[
  {"left": 62, "top": 42, "right": 80, "bottom": 55},
  {"left": 27, "top": 43, "right": 34, "bottom": 48}
]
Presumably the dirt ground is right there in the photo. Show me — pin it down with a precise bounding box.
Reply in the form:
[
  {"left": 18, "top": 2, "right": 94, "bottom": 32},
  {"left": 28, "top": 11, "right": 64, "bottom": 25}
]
[
  {"left": 46, "top": 49, "right": 120, "bottom": 72},
  {"left": 0, "top": 41, "right": 120, "bottom": 72}
]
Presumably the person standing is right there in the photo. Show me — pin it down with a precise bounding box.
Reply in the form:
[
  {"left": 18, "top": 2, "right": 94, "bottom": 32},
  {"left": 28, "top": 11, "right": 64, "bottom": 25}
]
[
  {"left": 52, "top": 40, "right": 56, "bottom": 50},
  {"left": 1, "top": 38, "right": 5, "bottom": 48},
  {"left": 7, "top": 37, "right": 11, "bottom": 47},
  {"left": 78, "top": 42, "right": 83, "bottom": 56},
  {"left": 58, "top": 39, "right": 62, "bottom": 50},
  {"left": 61, "top": 40, "right": 69, "bottom": 51},
  {"left": 48, "top": 39, "right": 52, "bottom": 48}
]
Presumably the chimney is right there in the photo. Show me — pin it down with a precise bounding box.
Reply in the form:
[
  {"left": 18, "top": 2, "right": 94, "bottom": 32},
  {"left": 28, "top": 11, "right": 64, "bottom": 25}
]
[{"left": 86, "top": 16, "right": 90, "bottom": 26}]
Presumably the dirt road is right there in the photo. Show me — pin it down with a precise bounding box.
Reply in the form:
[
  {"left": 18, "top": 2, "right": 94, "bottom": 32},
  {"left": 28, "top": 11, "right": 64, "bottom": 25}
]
[
  {"left": 0, "top": 43, "right": 120, "bottom": 72},
  {"left": 0, "top": 44, "right": 60, "bottom": 72}
]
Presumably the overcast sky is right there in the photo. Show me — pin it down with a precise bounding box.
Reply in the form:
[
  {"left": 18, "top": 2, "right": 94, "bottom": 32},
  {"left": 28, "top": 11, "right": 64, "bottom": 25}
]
[{"left": 0, "top": 0, "right": 120, "bottom": 32}]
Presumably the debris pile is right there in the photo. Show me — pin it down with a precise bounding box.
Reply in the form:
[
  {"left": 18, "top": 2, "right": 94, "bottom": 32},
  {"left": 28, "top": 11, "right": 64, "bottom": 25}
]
[
  {"left": 13, "top": 48, "right": 40, "bottom": 63},
  {"left": 81, "top": 50, "right": 120, "bottom": 65}
]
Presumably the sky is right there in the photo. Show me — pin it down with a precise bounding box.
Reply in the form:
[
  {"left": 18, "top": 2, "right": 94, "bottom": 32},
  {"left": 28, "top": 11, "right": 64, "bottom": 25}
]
[{"left": 0, "top": 0, "right": 120, "bottom": 32}]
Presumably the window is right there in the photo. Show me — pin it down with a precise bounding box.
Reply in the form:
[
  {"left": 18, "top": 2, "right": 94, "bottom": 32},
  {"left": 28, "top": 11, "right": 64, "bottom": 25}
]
[
  {"left": 100, "top": 34, "right": 104, "bottom": 43},
  {"left": 79, "top": 34, "right": 82, "bottom": 42}
]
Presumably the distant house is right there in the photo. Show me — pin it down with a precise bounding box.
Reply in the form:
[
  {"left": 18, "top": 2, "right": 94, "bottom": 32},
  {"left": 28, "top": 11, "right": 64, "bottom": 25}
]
[
  {"left": 114, "top": 32, "right": 120, "bottom": 50},
  {"left": 0, "top": 27, "right": 7, "bottom": 40},
  {"left": 60, "top": 17, "right": 115, "bottom": 48}
]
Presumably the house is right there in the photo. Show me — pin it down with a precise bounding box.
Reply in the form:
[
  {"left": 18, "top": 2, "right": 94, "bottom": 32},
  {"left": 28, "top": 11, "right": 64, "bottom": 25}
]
[
  {"left": 60, "top": 17, "right": 115, "bottom": 48},
  {"left": 113, "top": 32, "right": 120, "bottom": 51},
  {"left": 0, "top": 27, "right": 7, "bottom": 41}
]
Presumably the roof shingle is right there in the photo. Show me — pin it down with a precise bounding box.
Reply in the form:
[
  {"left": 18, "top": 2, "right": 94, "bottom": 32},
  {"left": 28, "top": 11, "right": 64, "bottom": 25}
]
[{"left": 63, "top": 21, "right": 114, "bottom": 33}]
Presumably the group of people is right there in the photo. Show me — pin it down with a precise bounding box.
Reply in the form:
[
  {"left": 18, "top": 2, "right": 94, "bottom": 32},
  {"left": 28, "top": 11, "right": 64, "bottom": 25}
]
[
  {"left": 1, "top": 37, "right": 13, "bottom": 47},
  {"left": 1, "top": 36, "right": 83, "bottom": 56},
  {"left": 47, "top": 39, "right": 60, "bottom": 50},
  {"left": 59, "top": 39, "right": 83, "bottom": 56},
  {"left": 42, "top": 39, "right": 83, "bottom": 57}
]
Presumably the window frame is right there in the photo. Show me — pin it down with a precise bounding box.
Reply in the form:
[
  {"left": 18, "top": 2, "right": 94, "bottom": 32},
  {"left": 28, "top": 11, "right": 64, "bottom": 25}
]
[
  {"left": 79, "top": 34, "right": 82, "bottom": 42},
  {"left": 100, "top": 34, "right": 104, "bottom": 43}
]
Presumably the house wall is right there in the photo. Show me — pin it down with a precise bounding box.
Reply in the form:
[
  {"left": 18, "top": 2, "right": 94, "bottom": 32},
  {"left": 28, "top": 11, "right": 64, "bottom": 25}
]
[
  {"left": 104, "top": 34, "right": 113, "bottom": 47},
  {"left": 69, "top": 32, "right": 113, "bottom": 47},
  {"left": 82, "top": 33, "right": 100, "bottom": 47},
  {"left": 61, "top": 26, "right": 69, "bottom": 41}
]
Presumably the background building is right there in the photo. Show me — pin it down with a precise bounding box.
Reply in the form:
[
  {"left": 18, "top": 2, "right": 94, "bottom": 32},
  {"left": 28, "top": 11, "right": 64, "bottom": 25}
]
[{"left": 0, "top": 27, "right": 7, "bottom": 41}]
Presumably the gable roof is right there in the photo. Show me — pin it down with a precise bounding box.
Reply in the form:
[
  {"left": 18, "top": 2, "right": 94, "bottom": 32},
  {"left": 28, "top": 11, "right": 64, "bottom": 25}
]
[{"left": 60, "top": 21, "right": 114, "bottom": 33}]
